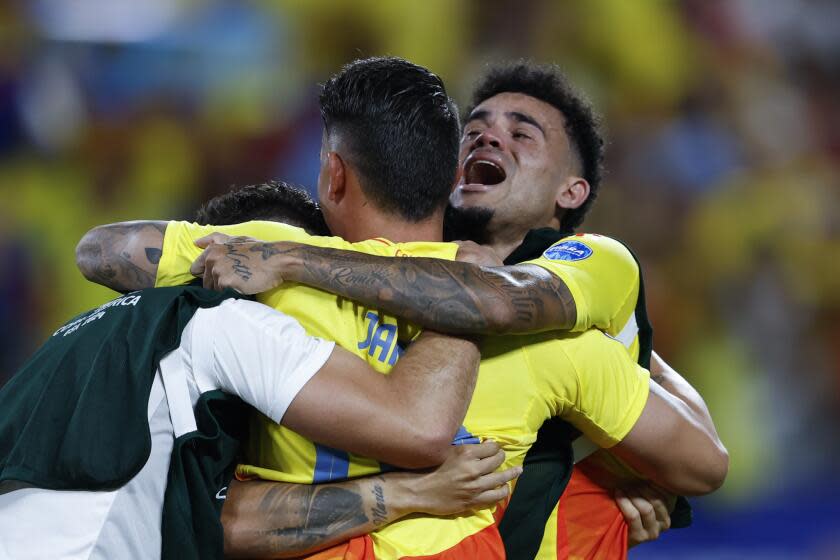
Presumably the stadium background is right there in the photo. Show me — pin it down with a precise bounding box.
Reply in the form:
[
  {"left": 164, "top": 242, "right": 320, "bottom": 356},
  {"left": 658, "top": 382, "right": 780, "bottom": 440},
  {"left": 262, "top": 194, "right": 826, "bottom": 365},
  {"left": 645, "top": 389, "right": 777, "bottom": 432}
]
[{"left": 1, "top": 1, "right": 838, "bottom": 557}]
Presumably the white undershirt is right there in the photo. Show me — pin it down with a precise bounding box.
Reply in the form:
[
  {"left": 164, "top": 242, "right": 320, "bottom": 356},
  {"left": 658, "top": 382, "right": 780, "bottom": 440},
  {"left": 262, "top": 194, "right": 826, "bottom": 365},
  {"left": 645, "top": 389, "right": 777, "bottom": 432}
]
[{"left": 0, "top": 299, "right": 334, "bottom": 560}]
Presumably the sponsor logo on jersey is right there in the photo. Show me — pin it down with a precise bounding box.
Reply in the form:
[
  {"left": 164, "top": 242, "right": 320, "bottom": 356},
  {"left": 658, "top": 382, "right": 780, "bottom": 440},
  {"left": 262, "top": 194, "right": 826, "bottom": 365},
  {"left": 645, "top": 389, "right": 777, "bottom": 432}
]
[{"left": 543, "top": 240, "right": 593, "bottom": 262}]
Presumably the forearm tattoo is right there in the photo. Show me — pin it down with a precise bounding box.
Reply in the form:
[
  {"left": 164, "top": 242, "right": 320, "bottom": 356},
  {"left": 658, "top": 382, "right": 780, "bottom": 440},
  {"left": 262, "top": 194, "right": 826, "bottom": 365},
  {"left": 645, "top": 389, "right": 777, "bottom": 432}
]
[
  {"left": 251, "top": 478, "right": 390, "bottom": 555},
  {"left": 268, "top": 244, "right": 576, "bottom": 335}
]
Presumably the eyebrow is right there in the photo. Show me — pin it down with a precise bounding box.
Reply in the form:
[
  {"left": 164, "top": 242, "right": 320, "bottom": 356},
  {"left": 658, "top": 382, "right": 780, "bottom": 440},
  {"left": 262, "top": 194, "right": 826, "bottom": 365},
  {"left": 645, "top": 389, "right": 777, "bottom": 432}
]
[
  {"left": 466, "top": 109, "right": 490, "bottom": 125},
  {"left": 465, "top": 109, "right": 546, "bottom": 136},
  {"left": 508, "top": 111, "right": 545, "bottom": 135}
]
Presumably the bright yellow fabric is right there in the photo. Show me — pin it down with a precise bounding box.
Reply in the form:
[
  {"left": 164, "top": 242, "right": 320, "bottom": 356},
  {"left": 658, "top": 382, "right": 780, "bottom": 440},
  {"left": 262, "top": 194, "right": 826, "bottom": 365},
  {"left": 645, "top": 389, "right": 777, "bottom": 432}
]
[
  {"left": 156, "top": 219, "right": 458, "bottom": 484},
  {"left": 523, "top": 233, "right": 641, "bottom": 360},
  {"left": 369, "top": 330, "right": 649, "bottom": 557},
  {"left": 156, "top": 221, "right": 650, "bottom": 558},
  {"left": 524, "top": 233, "right": 644, "bottom": 560}
]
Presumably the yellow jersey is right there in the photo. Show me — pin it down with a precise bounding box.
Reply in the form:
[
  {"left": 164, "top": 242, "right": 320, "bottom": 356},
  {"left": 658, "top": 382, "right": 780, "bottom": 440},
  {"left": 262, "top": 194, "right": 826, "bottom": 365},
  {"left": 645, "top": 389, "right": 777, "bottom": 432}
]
[
  {"left": 156, "top": 222, "right": 650, "bottom": 558},
  {"left": 156, "top": 220, "right": 459, "bottom": 486},
  {"left": 522, "top": 233, "right": 642, "bottom": 360},
  {"left": 519, "top": 233, "right": 646, "bottom": 560}
]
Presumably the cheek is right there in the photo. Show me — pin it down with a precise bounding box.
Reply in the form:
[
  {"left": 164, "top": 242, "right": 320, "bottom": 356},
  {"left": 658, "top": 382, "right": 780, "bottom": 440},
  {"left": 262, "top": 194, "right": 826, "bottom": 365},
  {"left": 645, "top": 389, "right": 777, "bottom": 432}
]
[
  {"left": 508, "top": 167, "right": 555, "bottom": 212},
  {"left": 457, "top": 147, "right": 470, "bottom": 173}
]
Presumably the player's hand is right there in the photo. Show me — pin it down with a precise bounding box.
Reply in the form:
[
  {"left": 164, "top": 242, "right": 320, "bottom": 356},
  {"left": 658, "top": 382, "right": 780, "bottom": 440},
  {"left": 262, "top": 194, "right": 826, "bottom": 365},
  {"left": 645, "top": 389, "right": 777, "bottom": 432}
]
[
  {"left": 454, "top": 241, "right": 504, "bottom": 266},
  {"left": 190, "top": 238, "right": 295, "bottom": 294},
  {"left": 615, "top": 485, "right": 672, "bottom": 548},
  {"left": 403, "top": 440, "right": 521, "bottom": 516}
]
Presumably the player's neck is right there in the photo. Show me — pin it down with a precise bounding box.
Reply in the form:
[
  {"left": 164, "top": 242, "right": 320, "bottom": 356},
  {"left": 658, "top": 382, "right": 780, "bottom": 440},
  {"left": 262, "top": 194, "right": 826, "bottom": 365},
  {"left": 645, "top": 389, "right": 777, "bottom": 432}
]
[
  {"left": 487, "top": 235, "right": 525, "bottom": 260},
  {"left": 343, "top": 209, "right": 444, "bottom": 243},
  {"left": 485, "top": 215, "right": 562, "bottom": 260}
]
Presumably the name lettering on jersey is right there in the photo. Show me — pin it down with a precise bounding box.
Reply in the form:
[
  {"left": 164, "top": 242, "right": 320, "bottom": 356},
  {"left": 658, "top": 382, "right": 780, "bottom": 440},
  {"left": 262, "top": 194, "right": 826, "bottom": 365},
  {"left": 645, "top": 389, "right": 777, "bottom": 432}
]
[
  {"left": 543, "top": 240, "right": 593, "bottom": 262},
  {"left": 358, "top": 311, "right": 405, "bottom": 365},
  {"left": 52, "top": 294, "right": 142, "bottom": 337}
]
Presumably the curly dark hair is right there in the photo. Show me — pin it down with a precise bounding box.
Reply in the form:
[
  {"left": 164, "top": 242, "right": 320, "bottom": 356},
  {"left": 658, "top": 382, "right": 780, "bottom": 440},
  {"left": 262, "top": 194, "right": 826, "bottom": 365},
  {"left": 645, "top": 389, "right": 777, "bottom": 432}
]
[
  {"left": 320, "top": 56, "right": 460, "bottom": 222},
  {"left": 194, "top": 181, "right": 329, "bottom": 235},
  {"left": 468, "top": 62, "right": 604, "bottom": 231}
]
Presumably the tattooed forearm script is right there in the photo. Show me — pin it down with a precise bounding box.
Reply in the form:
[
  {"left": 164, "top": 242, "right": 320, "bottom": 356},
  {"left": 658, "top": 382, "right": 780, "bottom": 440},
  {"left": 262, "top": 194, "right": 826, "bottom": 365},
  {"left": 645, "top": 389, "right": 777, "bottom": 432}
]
[{"left": 255, "top": 243, "right": 576, "bottom": 335}]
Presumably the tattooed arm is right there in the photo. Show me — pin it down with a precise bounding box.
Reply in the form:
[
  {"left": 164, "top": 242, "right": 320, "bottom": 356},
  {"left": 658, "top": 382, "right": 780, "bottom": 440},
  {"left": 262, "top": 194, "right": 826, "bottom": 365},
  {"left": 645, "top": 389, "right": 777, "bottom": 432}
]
[
  {"left": 76, "top": 221, "right": 167, "bottom": 292},
  {"left": 222, "top": 442, "right": 519, "bottom": 558},
  {"left": 192, "top": 239, "right": 576, "bottom": 335}
]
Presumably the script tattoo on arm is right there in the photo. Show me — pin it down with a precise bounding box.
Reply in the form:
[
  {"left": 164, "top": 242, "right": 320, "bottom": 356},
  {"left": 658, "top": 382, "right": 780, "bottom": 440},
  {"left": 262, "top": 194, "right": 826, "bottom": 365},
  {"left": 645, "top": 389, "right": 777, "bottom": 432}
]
[
  {"left": 223, "top": 476, "right": 397, "bottom": 558},
  {"left": 76, "top": 221, "right": 167, "bottom": 293},
  {"left": 370, "top": 481, "right": 388, "bottom": 526},
  {"left": 271, "top": 244, "right": 576, "bottom": 335}
]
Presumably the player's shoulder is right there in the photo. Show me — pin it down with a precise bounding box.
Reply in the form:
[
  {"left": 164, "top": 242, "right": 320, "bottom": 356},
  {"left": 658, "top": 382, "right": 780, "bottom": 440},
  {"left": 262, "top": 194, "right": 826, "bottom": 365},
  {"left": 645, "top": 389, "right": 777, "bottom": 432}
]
[
  {"left": 537, "top": 233, "right": 638, "bottom": 274},
  {"left": 541, "top": 233, "right": 633, "bottom": 262}
]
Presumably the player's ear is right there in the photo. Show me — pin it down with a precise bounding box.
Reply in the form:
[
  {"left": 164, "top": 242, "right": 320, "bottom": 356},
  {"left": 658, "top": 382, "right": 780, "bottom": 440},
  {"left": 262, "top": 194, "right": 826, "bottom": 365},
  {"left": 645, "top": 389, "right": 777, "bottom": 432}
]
[
  {"left": 556, "top": 176, "right": 590, "bottom": 211},
  {"left": 325, "top": 151, "right": 347, "bottom": 203}
]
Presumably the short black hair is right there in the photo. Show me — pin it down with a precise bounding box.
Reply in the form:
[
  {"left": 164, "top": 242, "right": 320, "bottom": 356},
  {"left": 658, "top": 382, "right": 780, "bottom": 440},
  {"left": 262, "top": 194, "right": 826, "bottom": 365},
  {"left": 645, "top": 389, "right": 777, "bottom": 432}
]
[
  {"left": 468, "top": 62, "right": 604, "bottom": 231},
  {"left": 194, "top": 181, "right": 330, "bottom": 235},
  {"left": 320, "top": 56, "right": 460, "bottom": 222}
]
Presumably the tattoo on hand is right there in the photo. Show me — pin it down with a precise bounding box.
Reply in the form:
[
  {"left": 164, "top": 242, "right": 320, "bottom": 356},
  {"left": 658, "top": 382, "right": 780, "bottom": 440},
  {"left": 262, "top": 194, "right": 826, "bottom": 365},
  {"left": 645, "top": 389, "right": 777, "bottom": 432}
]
[{"left": 224, "top": 244, "right": 252, "bottom": 281}]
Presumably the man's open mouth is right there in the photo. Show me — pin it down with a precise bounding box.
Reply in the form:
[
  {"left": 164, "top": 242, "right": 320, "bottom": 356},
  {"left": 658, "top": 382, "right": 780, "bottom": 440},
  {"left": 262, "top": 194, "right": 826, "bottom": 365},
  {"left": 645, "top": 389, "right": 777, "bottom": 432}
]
[{"left": 462, "top": 153, "right": 507, "bottom": 188}]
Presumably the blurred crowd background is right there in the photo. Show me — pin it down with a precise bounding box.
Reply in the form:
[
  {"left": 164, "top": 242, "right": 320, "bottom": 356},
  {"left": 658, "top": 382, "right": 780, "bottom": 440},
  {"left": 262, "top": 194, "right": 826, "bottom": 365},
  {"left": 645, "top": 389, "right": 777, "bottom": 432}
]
[{"left": 1, "top": 0, "right": 838, "bottom": 557}]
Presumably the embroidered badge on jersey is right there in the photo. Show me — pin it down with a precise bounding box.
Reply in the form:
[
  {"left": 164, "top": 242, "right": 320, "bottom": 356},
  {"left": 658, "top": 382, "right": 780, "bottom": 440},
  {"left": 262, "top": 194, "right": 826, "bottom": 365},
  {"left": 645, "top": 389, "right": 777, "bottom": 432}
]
[{"left": 543, "top": 240, "right": 593, "bottom": 262}]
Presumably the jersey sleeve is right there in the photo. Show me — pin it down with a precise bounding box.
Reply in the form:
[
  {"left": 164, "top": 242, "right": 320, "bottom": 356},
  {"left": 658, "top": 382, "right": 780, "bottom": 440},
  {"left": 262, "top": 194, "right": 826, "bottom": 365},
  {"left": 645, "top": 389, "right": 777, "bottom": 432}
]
[
  {"left": 155, "top": 220, "right": 344, "bottom": 288},
  {"left": 525, "top": 330, "right": 650, "bottom": 448},
  {"left": 189, "top": 299, "right": 335, "bottom": 423},
  {"left": 522, "top": 234, "right": 640, "bottom": 333}
]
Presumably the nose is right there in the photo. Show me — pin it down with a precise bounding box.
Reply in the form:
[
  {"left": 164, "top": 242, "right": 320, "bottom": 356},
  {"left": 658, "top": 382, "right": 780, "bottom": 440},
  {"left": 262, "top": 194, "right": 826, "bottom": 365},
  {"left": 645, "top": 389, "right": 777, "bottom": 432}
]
[{"left": 473, "top": 128, "right": 504, "bottom": 150}]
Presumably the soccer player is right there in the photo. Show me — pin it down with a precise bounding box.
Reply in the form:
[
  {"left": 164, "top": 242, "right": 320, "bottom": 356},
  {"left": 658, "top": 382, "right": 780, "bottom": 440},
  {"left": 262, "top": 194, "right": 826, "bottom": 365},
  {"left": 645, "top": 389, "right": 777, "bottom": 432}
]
[
  {"left": 194, "top": 62, "right": 722, "bottom": 558},
  {"left": 78, "top": 57, "right": 727, "bottom": 558},
  {"left": 0, "top": 182, "right": 519, "bottom": 560}
]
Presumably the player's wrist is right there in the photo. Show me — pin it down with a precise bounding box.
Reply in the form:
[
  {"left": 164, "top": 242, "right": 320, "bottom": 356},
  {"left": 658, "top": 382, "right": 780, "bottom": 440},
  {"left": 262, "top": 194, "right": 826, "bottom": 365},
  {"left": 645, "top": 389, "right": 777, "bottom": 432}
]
[
  {"left": 379, "top": 472, "right": 423, "bottom": 520},
  {"left": 259, "top": 242, "right": 304, "bottom": 282}
]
